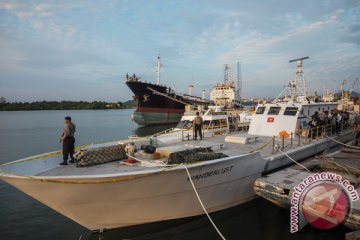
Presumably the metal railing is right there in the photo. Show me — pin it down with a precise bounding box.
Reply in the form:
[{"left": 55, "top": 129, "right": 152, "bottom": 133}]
[{"left": 271, "top": 121, "right": 353, "bottom": 153}]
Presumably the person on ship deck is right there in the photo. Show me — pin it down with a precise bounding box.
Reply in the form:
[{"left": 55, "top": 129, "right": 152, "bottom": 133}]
[
  {"left": 60, "top": 116, "right": 76, "bottom": 165},
  {"left": 193, "top": 112, "right": 203, "bottom": 141}
]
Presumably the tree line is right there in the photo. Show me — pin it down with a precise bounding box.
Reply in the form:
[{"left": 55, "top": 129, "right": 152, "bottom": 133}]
[{"left": 0, "top": 97, "right": 136, "bottom": 111}]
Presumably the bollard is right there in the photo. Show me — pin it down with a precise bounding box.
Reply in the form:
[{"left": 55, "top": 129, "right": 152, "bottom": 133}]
[
  {"left": 272, "top": 136, "right": 276, "bottom": 154},
  {"left": 298, "top": 133, "right": 301, "bottom": 146},
  {"left": 290, "top": 132, "right": 293, "bottom": 148}
]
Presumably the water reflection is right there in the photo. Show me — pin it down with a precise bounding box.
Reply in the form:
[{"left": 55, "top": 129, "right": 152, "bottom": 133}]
[
  {"left": 86, "top": 198, "right": 350, "bottom": 240},
  {"left": 133, "top": 124, "right": 176, "bottom": 137}
]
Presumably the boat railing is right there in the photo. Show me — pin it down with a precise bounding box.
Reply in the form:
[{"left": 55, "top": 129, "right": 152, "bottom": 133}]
[
  {"left": 270, "top": 120, "right": 355, "bottom": 154},
  {"left": 152, "top": 128, "right": 177, "bottom": 137}
]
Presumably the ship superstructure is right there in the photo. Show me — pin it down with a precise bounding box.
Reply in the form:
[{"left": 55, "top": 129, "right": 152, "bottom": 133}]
[{"left": 210, "top": 63, "right": 242, "bottom": 109}]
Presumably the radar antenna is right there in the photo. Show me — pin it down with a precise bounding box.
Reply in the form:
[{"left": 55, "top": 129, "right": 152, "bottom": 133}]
[{"left": 288, "top": 56, "right": 309, "bottom": 101}]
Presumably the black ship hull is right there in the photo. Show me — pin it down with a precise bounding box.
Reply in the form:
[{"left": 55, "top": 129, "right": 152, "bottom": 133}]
[{"left": 126, "top": 80, "right": 185, "bottom": 125}]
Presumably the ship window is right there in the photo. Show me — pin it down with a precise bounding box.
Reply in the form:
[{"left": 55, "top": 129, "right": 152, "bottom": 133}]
[
  {"left": 220, "top": 119, "right": 227, "bottom": 126},
  {"left": 256, "top": 107, "right": 266, "bottom": 114},
  {"left": 268, "top": 107, "right": 281, "bottom": 115},
  {"left": 203, "top": 120, "right": 211, "bottom": 126},
  {"left": 284, "top": 107, "right": 298, "bottom": 116},
  {"left": 212, "top": 120, "right": 220, "bottom": 127}
]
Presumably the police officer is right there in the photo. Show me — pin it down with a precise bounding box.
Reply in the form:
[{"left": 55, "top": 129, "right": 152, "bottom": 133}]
[
  {"left": 193, "top": 112, "right": 203, "bottom": 140},
  {"left": 60, "top": 116, "right": 76, "bottom": 165}
]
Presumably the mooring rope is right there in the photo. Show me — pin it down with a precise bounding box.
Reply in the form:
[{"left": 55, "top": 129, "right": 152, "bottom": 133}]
[
  {"left": 182, "top": 164, "right": 226, "bottom": 240},
  {"left": 277, "top": 149, "right": 311, "bottom": 172},
  {"left": 249, "top": 138, "right": 273, "bottom": 153},
  {"left": 324, "top": 134, "right": 360, "bottom": 150}
]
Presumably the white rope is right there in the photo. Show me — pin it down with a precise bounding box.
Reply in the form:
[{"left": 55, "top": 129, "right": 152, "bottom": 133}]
[
  {"left": 324, "top": 135, "right": 360, "bottom": 149},
  {"left": 183, "top": 164, "right": 226, "bottom": 240},
  {"left": 277, "top": 149, "right": 311, "bottom": 172}
]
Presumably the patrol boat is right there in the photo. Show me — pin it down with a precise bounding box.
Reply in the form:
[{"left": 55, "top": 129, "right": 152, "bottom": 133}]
[{"left": 0, "top": 57, "right": 355, "bottom": 231}]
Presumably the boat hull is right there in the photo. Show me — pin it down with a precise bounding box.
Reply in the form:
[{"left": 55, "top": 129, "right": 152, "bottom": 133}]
[
  {"left": 132, "top": 108, "right": 183, "bottom": 125},
  {"left": 0, "top": 152, "right": 265, "bottom": 231}
]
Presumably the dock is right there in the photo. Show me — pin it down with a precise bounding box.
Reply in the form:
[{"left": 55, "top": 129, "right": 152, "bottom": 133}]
[{"left": 254, "top": 147, "right": 360, "bottom": 233}]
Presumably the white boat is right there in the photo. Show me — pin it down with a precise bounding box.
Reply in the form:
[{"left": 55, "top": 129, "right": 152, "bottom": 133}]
[{"left": 0, "top": 57, "right": 356, "bottom": 231}]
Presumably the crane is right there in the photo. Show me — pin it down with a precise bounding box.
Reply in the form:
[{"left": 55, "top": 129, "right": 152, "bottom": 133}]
[
  {"left": 349, "top": 78, "right": 359, "bottom": 94},
  {"left": 340, "top": 79, "right": 347, "bottom": 101}
]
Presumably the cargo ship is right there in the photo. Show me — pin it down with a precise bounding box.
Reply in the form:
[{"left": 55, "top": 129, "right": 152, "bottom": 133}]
[{"left": 126, "top": 55, "right": 211, "bottom": 125}]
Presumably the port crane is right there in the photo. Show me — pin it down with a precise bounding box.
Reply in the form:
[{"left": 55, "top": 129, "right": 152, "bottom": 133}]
[{"left": 349, "top": 78, "right": 359, "bottom": 94}]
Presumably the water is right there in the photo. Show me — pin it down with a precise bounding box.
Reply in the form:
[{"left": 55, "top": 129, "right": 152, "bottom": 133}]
[{"left": 0, "top": 110, "right": 351, "bottom": 240}]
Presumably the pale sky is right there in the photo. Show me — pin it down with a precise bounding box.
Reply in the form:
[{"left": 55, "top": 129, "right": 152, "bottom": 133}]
[{"left": 0, "top": 0, "right": 359, "bottom": 102}]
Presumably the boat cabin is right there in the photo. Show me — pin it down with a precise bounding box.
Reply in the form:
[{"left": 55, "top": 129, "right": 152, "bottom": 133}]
[
  {"left": 175, "top": 106, "right": 251, "bottom": 135},
  {"left": 249, "top": 102, "right": 337, "bottom": 137}
]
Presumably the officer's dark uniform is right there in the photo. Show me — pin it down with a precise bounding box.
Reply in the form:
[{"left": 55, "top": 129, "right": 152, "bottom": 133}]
[
  {"left": 60, "top": 117, "right": 76, "bottom": 165},
  {"left": 193, "top": 114, "right": 203, "bottom": 140}
]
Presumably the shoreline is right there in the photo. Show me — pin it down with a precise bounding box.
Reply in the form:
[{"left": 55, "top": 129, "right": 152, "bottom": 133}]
[
  {"left": 0, "top": 100, "right": 137, "bottom": 111},
  {"left": 0, "top": 108, "right": 135, "bottom": 112}
]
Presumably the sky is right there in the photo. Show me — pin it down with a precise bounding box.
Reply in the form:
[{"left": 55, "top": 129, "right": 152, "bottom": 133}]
[{"left": 0, "top": 0, "right": 359, "bottom": 102}]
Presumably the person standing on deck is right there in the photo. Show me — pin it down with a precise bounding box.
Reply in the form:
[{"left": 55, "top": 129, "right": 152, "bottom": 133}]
[
  {"left": 193, "top": 112, "right": 203, "bottom": 140},
  {"left": 336, "top": 111, "right": 342, "bottom": 134},
  {"left": 353, "top": 123, "right": 360, "bottom": 146},
  {"left": 60, "top": 116, "right": 76, "bottom": 165},
  {"left": 354, "top": 123, "right": 360, "bottom": 146}
]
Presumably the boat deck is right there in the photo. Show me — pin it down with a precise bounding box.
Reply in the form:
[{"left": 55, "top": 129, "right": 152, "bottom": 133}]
[{"left": 34, "top": 131, "right": 325, "bottom": 177}]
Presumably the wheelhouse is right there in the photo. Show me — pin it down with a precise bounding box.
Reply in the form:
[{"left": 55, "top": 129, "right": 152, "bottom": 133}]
[{"left": 249, "top": 102, "right": 337, "bottom": 137}]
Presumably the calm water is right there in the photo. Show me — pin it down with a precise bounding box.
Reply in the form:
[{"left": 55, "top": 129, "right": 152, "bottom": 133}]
[{"left": 0, "top": 110, "right": 350, "bottom": 240}]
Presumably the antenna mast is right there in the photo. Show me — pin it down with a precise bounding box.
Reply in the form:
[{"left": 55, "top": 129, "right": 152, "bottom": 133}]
[
  {"left": 224, "top": 64, "right": 233, "bottom": 84},
  {"left": 289, "top": 56, "right": 309, "bottom": 101},
  {"left": 237, "top": 61, "right": 242, "bottom": 99},
  {"left": 156, "top": 54, "right": 161, "bottom": 85}
]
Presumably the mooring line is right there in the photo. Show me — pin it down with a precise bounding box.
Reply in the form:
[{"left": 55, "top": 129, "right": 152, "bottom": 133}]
[
  {"left": 324, "top": 135, "right": 360, "bottom": 149},
  {"left": 277, "top": 149, "right": 311, "bottom": 172},
  {"left": 182, "top": 164, "right": 226, "bottom": 240}
]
